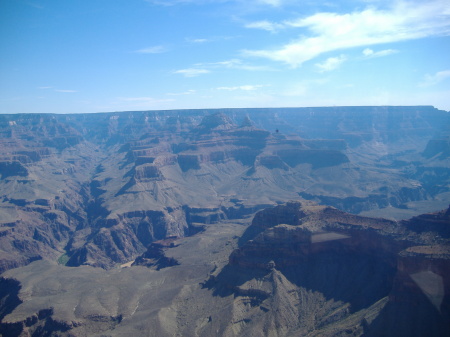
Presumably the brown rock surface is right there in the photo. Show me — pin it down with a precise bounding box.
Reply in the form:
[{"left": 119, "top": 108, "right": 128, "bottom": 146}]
[
  {"left": 0, "top": 107, "right": 449, "bottom": 335},
  {"left": 0, "top": 202, "right": 449, "bottom": 336},
  {"left": 207, "top": 201, "right": 450, "bottom": 336},
  {"left": 1, "top": 106, "right": 449, "bottom": 272}
]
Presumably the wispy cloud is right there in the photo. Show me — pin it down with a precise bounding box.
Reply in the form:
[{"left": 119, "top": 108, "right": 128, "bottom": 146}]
[
  {"left": 173, "top": 68, "right": 210, "bottom": 77},
  {"left": 196, "top": 58, "right": 274, "bottom": 71},
  {"left": 245, "top": 20, "right": 284, "bottom": 32},
  {"left": 38, "top": 86, "right": 52, "bottom": 89},
  {"left": 185, "top": 37, "right": 210, "bottom": 43},
  {"left": 315, "top": 55, "right": 346, "bottom": 72},
  {"left": 420, "top": 70, "right": 450, "bottom": 87},
  {"left": 167, "top": 90, "right": 197, "bottom": 95},
  {"left": 134, "top": 45, "right": 167, "bottom": 54},
  {"left": 185, "top": 36, "right": 235, "bottom": 44},
  {"left": 244, "top": 1, "right": 450, "bottom": 67},
  {"left": 174, "top": 59, "right": 271, "bottom": 77},
  {"left": 216, "top": 85, "right": 264, "bottom": 91},
  {"left": 362, "top": 48, "right": 398, "bottom": 58}
]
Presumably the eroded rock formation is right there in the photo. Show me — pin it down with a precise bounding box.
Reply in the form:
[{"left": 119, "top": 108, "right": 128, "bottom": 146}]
[
  {"left": 206, "top": 201, "right": 450, "bottom": 336},
  {"left": 0, "top": 201, "right": 449, "bottom": 336},
  {"left": 0, "top": 107, "right": 449, "bottom": 275}
]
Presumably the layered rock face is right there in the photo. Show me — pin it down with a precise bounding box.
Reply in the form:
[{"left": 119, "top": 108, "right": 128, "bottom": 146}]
[
  {"left": 0, "top": 107, "right": 449, "bottom": 274},
  {"left": 208, "top": 201, "right": 450, "bottom": 336},
  {"left": 132, "top": 237, "right": 180, "bottom": 270},
  {"left": 0, "top": 201, "right": 448, "bottom": 336}
]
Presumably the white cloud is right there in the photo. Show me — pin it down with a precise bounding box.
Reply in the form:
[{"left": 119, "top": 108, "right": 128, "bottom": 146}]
[
  {"left": 173, "top": 68, "right": 210, "bottom": 77},
  {"left": 315, "top": 55, "right": 346, "bottom": 72},
  {"left": 134, "top": 46, "right": 167, "bottom": 54},
  {"left": 363, "top": 48, "right": 374, "bottom": 56},
  {"left": 362, "top": 48, "right": 398, "bottom": 57},
  {"left": 186, "top": 36, "right": 235, "bottom": 44},
  {"left": 420, "top": 70, "right": 450, "bottom": 87},
  {"left": 196, "top": 58, "right": 274, "bottom": 71},
  {"left": 245, "top": 20, "right": 284, "bottom": 32},
  {"left": 217, "top": 85, "right": 264, "bottom": 91},
  {"left": 244, "top": 1, "right": 450, "bottom": 67},
  {"left": 186, "top": 38, "right": 209, "bottom": 43}
]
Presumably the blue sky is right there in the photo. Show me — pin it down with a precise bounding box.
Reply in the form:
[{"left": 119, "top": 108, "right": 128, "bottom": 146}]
[{"left": 1, "top": 0, "right": 449, "bottom": 114}]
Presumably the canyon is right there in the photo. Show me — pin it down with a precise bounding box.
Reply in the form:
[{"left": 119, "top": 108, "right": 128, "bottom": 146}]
[{"left": 0, "top": 106, "right": 449, "bottom": 336}]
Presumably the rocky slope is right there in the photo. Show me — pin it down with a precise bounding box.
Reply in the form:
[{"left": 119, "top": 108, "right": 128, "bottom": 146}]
[
  {"left": 0, "top": 202, "right": 448, "bottom": 336},
  {"left": 205, "top": 201, "right": 450, "bottom": 336},
  {"left": 0, "top": 106, "right": 449, "bottom": 274}
]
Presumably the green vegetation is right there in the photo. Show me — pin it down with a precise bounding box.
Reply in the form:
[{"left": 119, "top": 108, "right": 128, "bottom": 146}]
[{"left": 57, "top": 253, "right": 70, "bottom": 266}]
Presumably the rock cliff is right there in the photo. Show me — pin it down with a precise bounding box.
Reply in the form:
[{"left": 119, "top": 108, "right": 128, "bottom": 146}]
[
  {"left": 0, "top": 201, "right": 449, "bottom": 336},
  {"left": 207, "top": 201, "right": 450, "bottom": 336},
  {"left": 0, "top": 106, "right": 449, "bottom": 274}
]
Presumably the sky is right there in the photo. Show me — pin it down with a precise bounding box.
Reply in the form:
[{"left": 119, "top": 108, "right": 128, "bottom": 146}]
[{"left": 1, "top": 0, "right": 450, "bottom": 114}]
